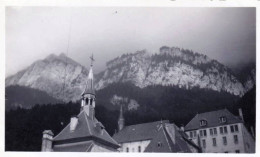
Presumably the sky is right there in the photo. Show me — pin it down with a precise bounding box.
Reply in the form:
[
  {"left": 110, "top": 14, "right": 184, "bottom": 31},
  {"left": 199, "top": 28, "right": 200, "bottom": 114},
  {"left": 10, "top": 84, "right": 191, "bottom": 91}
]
[{"left": 6, "top": 7, "right": 256, "bottom": 77}]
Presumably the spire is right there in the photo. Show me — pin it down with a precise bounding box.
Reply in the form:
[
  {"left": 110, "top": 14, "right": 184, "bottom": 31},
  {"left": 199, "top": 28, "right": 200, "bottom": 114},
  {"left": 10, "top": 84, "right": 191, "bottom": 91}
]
[
  {"left": 81, "top": 54, "right": 96, "bottom": 119},
  {"left": 82, "top": 54, "right": 95, "bottom": 96},
  {"left": 118, "top": 105, "right": 125, "bottom": 131}
]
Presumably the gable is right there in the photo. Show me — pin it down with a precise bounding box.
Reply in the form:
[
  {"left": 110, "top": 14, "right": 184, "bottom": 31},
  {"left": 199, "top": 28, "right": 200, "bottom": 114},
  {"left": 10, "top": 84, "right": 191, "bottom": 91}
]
[
  {"left": 53, "top": 110, "right": 119, "bottom": 149},
  {"left": 113, "top": 120, "right": 169, "bottom": 143},
  {"left": 185, "top": 109, "right": 243, "bottom": 131}
]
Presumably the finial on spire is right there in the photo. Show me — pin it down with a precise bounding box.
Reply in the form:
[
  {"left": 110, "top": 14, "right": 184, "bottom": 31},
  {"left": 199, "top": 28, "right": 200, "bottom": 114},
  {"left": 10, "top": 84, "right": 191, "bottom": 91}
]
[{"left": 90, "top": 54, "right": 95, "bottom": 66}]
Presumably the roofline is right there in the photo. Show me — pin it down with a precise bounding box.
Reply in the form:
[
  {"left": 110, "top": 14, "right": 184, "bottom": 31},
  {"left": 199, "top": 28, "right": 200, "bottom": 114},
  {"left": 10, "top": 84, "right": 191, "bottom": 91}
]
[
  {"left": 123, "top": 120, "right": 170, "bottom": 128},
  {"left": 53, "top": 136, "right": 120, "bottom": 149},
  {"left": 185, "top": 122, "right": 243, "bottom": 131},
  {"left": 116, "top": 138, "right": 153, "bottom": 144}
]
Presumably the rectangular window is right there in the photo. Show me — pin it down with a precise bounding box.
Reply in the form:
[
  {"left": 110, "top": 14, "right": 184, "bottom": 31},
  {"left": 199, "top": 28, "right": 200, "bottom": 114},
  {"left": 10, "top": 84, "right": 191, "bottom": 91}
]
[
  {"left": 223, "top": 136, "right": 227, "bottom": 145},
  {"left": 235, "top": 150, "right": 240, "bottom": 153},
  {"left": 138, "top": 146, "right": 141, "bottom": 152},
  {"left": 193, "top": 131, "right": 197, "bottom": 137},
  {"left": 212, "top": 138, "right": 217, "bottom": 146},
  {"left": 234, "top": 125, "right": 239, "bottom": 132},
  {"left": 234, "top": 135, "right": 238, "bottom": 144},
  {"left": 220, "top": 127, "right": 223, "bottom": 134},
  {"left": 203, "top": 130, "right": 207, "bottom": 137},
  {"left": 224, "top": 126, "right": 228, "bottom": 134},
  {"left": 190, "top": 132, "right": 193, "bottom": 138},
  {"left": 210, "top": 129, "right": 213, "bottom": 135},
  {"left": 213, "top": 128, "right": 217, "bottom": 135},
  {"left": 200, "top": 130, "right": 203, "bottom": 136},
  {"left": 230, "top": 125, "right": 234, "bottom": 133},
  {"left": 202, "top": 139, "right": 206, "bottom": 148}
]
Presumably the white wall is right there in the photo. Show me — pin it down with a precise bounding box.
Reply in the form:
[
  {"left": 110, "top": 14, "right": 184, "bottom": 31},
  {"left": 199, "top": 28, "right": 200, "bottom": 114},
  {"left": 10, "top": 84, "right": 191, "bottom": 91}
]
[
  {"left": 186, "top": 123, "right": 250, "bottom": 153},
  {"left": 120, "top": 140, "right": 151, "bottom": 152}
]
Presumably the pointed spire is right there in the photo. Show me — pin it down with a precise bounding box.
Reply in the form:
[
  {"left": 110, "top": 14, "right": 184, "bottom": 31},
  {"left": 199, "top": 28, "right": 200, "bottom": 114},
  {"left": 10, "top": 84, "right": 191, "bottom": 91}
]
[
  {"left": 118, "top": 105, "right": 125, "bottom": 131},
  {"left": 82, "top": 54, "right": 95, "bottom": 96}
]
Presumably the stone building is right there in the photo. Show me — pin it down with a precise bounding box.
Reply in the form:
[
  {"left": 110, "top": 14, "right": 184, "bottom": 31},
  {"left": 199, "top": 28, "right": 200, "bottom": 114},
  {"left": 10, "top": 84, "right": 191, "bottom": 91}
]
[
  {"left": 113, "top": 107, "right": 201, "bottom": 153},
  {"left": 184, "top": 108, "right": 255, "bottom": 153},
  {"left": 41, "top": 57, "right": 120, "bottom": 152}
]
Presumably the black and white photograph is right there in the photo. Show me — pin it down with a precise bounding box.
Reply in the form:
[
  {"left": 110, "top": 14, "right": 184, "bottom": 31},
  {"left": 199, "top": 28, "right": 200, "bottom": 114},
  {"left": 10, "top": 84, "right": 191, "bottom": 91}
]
[{"left": 4, "top": 5, "right": 256, "bottom": 154}]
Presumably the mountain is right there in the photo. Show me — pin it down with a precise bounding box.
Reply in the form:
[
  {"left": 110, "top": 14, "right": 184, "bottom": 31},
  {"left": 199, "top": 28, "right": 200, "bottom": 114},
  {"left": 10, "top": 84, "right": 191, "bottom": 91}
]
[
  {"left": 5, "top": 85, "right": 61, "bottom": 111},
  {"left": 96, "top": 46, "right": 254, "bottom": 96},
  {"left": 6, "top": 53, "right": 89, "bottom": 102},
  {"left": 6, "top": 46, "right": 255, "bottom": 103}
]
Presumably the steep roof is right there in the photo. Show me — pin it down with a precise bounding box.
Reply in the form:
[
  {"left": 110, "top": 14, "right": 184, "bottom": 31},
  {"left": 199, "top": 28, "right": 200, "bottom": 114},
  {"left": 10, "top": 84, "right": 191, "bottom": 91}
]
[
  {"left": 185, "top": 109, "right": 243, "bottom": 131},
  {"left": 53, "top": 110, "right": 119, "bottom": 149},
  {"left": 144, "top": 123, "right": 200, "bottom": 153},
  {"left": 53, "top": 141, "right": 94, "bottom": 152},
  {"left": 113, "top": 120, "right": 169, "bottom": 143}
]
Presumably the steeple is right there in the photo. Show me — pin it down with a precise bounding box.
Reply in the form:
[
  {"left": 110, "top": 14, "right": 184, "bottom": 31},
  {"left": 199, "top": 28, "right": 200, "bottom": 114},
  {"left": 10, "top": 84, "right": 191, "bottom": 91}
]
[
  {"left": 81, "top": 54, "right": 96, "bottom": 119},
  {"left": 118, "top": 105, "right": 125, "bottom": 131}
]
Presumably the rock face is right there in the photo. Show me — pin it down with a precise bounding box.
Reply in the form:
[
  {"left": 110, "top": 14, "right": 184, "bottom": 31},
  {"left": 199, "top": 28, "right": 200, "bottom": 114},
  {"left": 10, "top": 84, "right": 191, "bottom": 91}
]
[
  {"left": 6, "top": 46, "right": 255, "bottom": 102},
  {"left": 96, "top": 46, "right": 254, "bottom": 96},
  {"left": 6, "top": 53, "right": 89, "bottom": 102}
]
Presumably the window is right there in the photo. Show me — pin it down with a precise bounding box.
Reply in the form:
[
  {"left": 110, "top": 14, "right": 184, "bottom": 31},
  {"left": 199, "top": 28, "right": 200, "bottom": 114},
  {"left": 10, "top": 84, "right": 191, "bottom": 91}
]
[
  {"left": 190, "top": 132, "right": 193, "bottom": 138},
  {"left": 202, "top": 139, "right": 206, "bottom": 148},
  {"left": 210, "top": 129, "right": 213, "bottom": 135},
  {"left": 220, "top": 127, "right": 223, "bottom": 134},
  {"left": 213, "top": 128, "right": 217, "bottom": 135},
  {"left": 200, "top": 130, "right": 203, "bottom": 136},
  {"left": 230, "top": 125, "right": 234, "bottom": 133},
  {"left": 193, "top": 130, "right": 197, "bottom": 137},
  {"left": 138, "top": 146, "right": 141, "bottom": 152},
  {"left": 224, "top": 126, "right": 228, "bottom": 134},
  {"left": 234, "top": 125, "right": 239, "bottom": 132},
  {"left": 224, "top": 151, "right": 228, "bottom": 153},
  {"left": 203, "top": 130, "right": 207, "bottom": 137},
  {"left": 235, "top": 150, "right": 240, "bottom": 153},
  {"left": 223, "top": 136, "right": 227, "bottom": 145},
  {"left": 212, "top": 138, "right": 217, "bottom": 146},
  {"left": 219, "top": 116, "right": 227, "bottom": 123},
  {"left": 132, "top": 148, "right": 135, "bottom": 152},
  {"left": 126, "top": 147, "right": 129, "bottom": 152},
  {"left": 200, "top": 120, "right": 207, "bottom": 127},
  {"left": 234, "top": 135, "right": 238, "bottom": 144},
  {"left": 158, "top": 142, "right": 162, "bottom": 147}
]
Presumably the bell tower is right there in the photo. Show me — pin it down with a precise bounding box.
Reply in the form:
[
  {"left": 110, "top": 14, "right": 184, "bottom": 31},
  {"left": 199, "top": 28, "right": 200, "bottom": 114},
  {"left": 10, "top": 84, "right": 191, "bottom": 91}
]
[{"left": 81, "top": 54, "right": 96, "bottom": 119}]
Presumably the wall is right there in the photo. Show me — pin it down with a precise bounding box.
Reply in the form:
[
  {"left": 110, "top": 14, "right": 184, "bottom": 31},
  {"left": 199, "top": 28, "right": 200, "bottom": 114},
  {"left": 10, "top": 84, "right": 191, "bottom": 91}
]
[
  {"left": 241, "top": 125, "right": 255, "bottom": 153},
  {"left": 186, "top": 123, "right": 248, "bottom": 153},
  {"left": 120, "top": 140, "right": 151, "bottom": 152}
]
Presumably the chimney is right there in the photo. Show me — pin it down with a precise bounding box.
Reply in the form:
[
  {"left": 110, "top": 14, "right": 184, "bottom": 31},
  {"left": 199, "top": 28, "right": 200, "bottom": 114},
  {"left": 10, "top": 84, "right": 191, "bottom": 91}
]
[
  {"left": 180, "top": 124, "right": 185, "bottom": 131},
  {"left": 70, "top": 116, "right": 78, "bottom": 131},
  {"left": 238, "top": 108, "right": 244, "bottom": 121},
  {"left": 41, "top": 130, "right": 54, "bottom": 152},
  {"left": 95, "top": 122, "right": 104, "bottom": 135},
  {"left": 250, "top": 126, "right": 255, "bottom": 138}
]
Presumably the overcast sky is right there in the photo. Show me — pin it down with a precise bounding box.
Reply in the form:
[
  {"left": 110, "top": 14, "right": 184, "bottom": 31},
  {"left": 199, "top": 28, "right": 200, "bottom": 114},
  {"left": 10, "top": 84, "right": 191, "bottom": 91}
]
[{"left": 6, "top": 7, "right": 256, "bottom": 77}]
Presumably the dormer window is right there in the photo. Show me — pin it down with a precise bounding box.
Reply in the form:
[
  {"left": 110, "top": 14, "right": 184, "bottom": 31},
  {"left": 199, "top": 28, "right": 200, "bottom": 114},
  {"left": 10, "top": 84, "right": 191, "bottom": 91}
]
[
  {"left": 219, "top": 116, "right": 227, "bottom": 123},
  {"left": 200, "top": 120, "right": 207, "bottom": 127}
]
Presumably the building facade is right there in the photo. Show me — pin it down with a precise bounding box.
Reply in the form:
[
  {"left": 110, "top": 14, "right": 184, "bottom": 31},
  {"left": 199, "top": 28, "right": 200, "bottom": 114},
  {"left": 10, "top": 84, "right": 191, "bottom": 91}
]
[
  {"left": 41, "top": 57, "right": 120, "bottom": 152},
  {"left": 184, "top": 109, "right": 255, "bottom": 153},
  {"left": 113, "top": 107, "right": 201, "bottom": 153}
]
